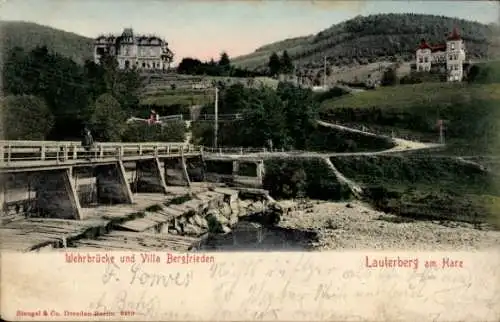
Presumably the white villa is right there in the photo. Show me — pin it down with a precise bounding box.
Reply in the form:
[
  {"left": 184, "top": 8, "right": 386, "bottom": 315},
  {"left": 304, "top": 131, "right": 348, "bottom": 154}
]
[
  {"left": 415, "top": 27, "right": 467, "bottom": 82},
  {"left": 93, "top": 28, "right": 174, "bottom": 71}
]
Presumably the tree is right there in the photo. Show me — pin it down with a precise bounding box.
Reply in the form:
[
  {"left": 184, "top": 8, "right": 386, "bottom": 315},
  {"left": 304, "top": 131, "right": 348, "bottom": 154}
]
[
  {"left": 381, "top": 67, "right": 398, "bottom": 86},
  {"left": 280, "top": 50, "right": 294, "bottom": 74},
  {"left": 268, "top": 52, "right": 282, "bottom": 77},
  {"left": 277, "top": 82, "right": 318, "bottom": 149},
  {"left": 89, "top": 93, "right": 127, "bottom": 142},
  {"left": 2, "top": 95, "right": 54, "bottom": 140},
  {"left": 177, "top": 57, "right": 203, "bottom": 74},
  {"left": 218, "top": 52, "right": 230, "bottom": 68},
  {"left": 218, "top": 52, "right": 231, "bottom": 76}
]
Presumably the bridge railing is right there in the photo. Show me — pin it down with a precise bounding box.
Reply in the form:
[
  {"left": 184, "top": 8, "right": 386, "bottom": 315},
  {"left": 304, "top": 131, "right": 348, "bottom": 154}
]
[
  {"left": 202, "top": 147, "right": 288, "bottom": 155},
  {"left": 0, "top": 141, "right": 201, "bottom": 164},
  {"left": 195, "top": 113, "right": 243, "bottom": 121}
]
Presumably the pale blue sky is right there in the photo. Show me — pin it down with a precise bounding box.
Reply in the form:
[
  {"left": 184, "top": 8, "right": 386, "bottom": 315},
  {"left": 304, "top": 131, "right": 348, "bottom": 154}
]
[{"left": 1, "top": 0, "right": 498, "bottom": 62}]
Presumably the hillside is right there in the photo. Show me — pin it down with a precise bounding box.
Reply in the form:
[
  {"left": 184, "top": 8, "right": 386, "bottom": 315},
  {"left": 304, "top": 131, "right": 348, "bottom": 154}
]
[
  {"left": 0, "top": 21, "right": 94, "bottom": 65},
  {"left": 233, "top": 13, "right": 500, "bottom": 70},
  {"left": 319, "top": 82, "right": 500, "bottom": 155}
]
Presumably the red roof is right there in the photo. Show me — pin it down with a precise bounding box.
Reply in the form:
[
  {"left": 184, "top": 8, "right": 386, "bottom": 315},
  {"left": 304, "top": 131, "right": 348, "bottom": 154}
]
[
  {"left": 447, "top": 26, "right": 461, "bottom": 41},
  {"left": 418, "top": 39, "right": 431, "bottom": 50},
  {"left": 431, "top": 44, "right": 446, "bottom": 52}
]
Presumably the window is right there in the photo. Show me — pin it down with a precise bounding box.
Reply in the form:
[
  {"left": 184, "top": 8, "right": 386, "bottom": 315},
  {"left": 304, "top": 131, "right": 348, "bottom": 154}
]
[
  {"left": 424, "top": 57, "right": 428, "bottom": 63},
  {"left": 451, "top": 43, "right": 455, "bottom": 50},
  {"left": 419, "top": 57, "right": 423, "bottom": 63},
  {"left": 142, "top": 62, "right": 146, "bottom": 68}
]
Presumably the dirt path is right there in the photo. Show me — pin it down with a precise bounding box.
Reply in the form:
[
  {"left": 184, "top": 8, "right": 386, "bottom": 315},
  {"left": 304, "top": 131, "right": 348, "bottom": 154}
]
[
  {"left": 278, "top": 200, "right": 500, "bottom": 251},
  {"left": 316, "top": 120, "right": 442, "bottom": 152}
]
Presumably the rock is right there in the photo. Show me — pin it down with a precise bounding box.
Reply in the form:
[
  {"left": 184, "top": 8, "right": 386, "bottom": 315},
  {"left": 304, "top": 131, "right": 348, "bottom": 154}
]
[
  {"left": 160, "top": 225, "right": 170, "bottom": 234},
  {"left": 229, "top": 213, "right": 239, "bottom": 226},
  {"left": 345, "top": 203, "right": 354, "bottom": 208},
  {"left": 168, "top": 229, "right": 178, "bottom": 235},
  {"left": 174, "top": 219, "right": 183, "bottom": 233},
  {"left": 192, "top": 214, "right": 208, "bottom": 229},
  {"left": 206, "top": 212, "right": 229, "bottom": 233},
  {"left": 221, "top": 225, "right": 232, "bottom": 233},
  {"left": 221, "top": 203, "right": 232, "bottom": 218},
  {"left": 231, "top": 206, "right": 240, "bottom": 217},
  {"left": 184, "top": 223, "right": 202, "bottom": 236},
  {"left": 249, "top": 201, "right": 265, "bottom": 212}
]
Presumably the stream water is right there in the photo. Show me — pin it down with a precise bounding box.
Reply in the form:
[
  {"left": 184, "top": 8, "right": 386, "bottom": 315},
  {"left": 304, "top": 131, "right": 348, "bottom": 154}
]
[{"left": 194, "top": 220, "right": 317, "bottom": 251}]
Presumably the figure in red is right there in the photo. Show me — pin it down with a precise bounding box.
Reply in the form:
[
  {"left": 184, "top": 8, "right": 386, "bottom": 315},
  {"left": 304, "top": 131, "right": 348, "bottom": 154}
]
[{"left": 148, "top": 110, "right": 160, "bottom": 125}]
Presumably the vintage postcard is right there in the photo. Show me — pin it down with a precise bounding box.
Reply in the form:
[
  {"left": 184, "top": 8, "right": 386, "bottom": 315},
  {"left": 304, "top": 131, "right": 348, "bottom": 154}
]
[{"left": 1, "top": 0, "right": 500, "bottom": 320}]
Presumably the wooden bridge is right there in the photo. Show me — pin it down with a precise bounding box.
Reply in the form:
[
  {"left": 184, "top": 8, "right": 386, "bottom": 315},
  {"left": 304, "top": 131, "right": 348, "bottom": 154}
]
[
  {"left": 0, "top": 140, "right": 268, "bottom": 223},
  {"left": 0, "top": 140, "right": 202, "bottom": 171}
]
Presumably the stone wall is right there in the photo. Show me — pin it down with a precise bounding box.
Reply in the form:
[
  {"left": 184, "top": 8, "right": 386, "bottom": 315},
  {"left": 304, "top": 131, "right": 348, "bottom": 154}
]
[{"left": 156, "top": 188, "right": 280, "bottom": 237}]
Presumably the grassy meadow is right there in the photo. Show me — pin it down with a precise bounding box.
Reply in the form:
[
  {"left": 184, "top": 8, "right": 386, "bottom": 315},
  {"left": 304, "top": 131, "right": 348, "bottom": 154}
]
[{"left": 317, "top": 81, "right": 500, "bottom": 227}]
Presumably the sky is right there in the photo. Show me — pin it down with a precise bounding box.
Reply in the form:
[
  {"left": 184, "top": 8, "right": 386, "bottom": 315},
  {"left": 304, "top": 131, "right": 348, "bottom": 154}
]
[{"left": 1, "top": 0, "right": 498, "bottom": 63}]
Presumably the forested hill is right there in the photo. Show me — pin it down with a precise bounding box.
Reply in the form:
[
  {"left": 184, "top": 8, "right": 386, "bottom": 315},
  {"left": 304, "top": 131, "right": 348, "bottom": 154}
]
[
  {"left": 232, "top": 13, "right": 500, "bottom": 70},
  {"left": 0, "top": 21, "right": 94, "bottom": 65}
]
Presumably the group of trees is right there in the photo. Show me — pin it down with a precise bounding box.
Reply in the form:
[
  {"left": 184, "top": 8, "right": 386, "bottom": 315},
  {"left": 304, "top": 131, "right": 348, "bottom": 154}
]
[
  {"left": 2, "top": 46, "right": 185, "bottom": 141},
  {"left": 177, "top": 52, "right": 266, "bottom": 77},
  {"left": 268, "top": 50, "right": 294, "bottom": 76},
  {"left": 192, "top": 82, "right": 322, "bottom": 150},
  {"left": 243, "top": 14, "right": 498, "bottom": 71}
]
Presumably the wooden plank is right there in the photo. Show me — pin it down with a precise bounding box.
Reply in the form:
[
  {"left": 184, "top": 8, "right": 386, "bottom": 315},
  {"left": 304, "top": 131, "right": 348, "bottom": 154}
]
[
  {"left": 75, "top": 239, "right": 150, "bottom": 251},
  {"left": 116, "top": 218, "right": 158, "bottom": 232},
  {"left": 107, "top": 230, "right": 199, "bottom": 244}
]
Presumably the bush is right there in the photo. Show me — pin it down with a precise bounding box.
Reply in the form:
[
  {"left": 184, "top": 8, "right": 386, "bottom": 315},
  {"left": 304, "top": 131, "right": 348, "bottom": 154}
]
[
  {"left": 89, "top": 93, "right": 127, "bottom": 142},
  {"left": 121, "top": 121, "right": 186, "bottom": 142},
  {"left": 1, "top": 95, "right": 54, "bottom": 140},
  {"left": 263, "top": 158, "right": 352, "bottom": 200}
]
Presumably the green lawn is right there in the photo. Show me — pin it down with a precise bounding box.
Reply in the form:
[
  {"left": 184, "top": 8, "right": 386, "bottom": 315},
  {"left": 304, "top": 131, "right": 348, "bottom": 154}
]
[
  {"left": 140, "top": 89, "right": 213, "bottom": 106},
  {"left": 331, "top": 155, "right": 498, "bottom": 226},
  {"left": 320, "top": 82, "right": 500, "bottom": 155},
  {"left": 317, "top": 82, "right": 500, "bottom": 227}
]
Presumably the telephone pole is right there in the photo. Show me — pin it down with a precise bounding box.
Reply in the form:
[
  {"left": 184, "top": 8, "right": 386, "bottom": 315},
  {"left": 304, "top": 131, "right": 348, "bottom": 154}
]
[
  {"left": 438, "top": 119, "right": 445, "bottom": 144},
  {"left": 214, "top": 87, "right": 219, "bottom": 148},
  {"left": 323, "top": 56, "right": 327, "bottom": 88}
]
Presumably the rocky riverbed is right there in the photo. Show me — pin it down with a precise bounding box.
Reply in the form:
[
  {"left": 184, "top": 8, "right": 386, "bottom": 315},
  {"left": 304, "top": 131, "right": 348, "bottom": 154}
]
[{"left": 277, "top": 199, "right": 500, "bottom": 251}]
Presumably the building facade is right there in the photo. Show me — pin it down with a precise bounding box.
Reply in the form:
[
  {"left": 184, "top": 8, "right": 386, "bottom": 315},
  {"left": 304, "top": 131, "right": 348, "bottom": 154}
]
[
  {"left": 94, "top": 28, "right": 174, "bottom": 71},
  {"left": 414, "top": 27, "right": 467, "bottom": 82}
]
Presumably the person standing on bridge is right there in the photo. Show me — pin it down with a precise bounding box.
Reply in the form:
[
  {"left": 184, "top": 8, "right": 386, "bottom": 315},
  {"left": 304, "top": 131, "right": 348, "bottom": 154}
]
[{"left": 82, "top": 127, "right": 94, "bottom": 161}]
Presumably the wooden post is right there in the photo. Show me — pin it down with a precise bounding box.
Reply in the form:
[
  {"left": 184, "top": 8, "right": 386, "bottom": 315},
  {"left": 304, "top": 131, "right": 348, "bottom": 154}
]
[
  {"left": 118, "top": 146, "right": 124, "bottom": 160},
  {"left": 0, "top": 145, "right": 4, "bottom": 164},
  {"left": 40, "top": 145, "right": 46, "bottom": 161}
]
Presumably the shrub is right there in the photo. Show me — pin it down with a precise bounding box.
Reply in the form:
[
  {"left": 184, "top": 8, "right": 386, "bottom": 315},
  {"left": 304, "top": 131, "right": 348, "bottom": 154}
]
[{"left": 1, "top": 95, "right": 54, "bottom": 140}]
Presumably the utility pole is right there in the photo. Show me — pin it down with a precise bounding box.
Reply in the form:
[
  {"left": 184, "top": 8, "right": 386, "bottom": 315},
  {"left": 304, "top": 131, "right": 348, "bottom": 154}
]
[
  {"left": 438, "top": 119, "right": 445, "bottom": 144},
  {"left": 323, "top": 56, "right": 327, "bottom": 88},
  {"left": 214, "top": 86, "right": 219, "bottom": 149}
]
